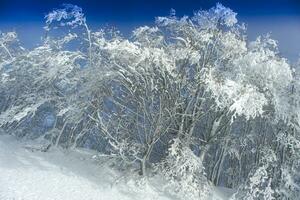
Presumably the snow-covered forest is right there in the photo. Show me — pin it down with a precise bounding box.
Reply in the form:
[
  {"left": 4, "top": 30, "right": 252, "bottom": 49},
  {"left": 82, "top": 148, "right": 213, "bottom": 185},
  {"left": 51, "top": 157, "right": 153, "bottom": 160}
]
[{"left": 1, "top": 3, "right": 300, "bottom": 200}]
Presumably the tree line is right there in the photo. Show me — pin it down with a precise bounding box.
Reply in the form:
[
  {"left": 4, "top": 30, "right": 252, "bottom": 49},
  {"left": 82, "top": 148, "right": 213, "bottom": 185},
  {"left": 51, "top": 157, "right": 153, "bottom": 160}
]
[{"left": 1, "top": 4, "right": 299, "bottom": 199}]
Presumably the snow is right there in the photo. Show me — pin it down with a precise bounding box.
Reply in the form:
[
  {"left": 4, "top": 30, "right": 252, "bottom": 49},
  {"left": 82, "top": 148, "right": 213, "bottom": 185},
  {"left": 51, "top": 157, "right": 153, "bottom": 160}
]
[{"left": 0, "top": 134, "right": 233, "bottom": 200}]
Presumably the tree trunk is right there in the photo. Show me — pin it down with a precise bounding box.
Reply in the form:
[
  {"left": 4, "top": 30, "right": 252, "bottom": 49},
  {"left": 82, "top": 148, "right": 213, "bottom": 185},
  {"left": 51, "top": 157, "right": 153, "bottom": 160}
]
[
  {"left": 200, "top": 144, "right": 210, "bottom": 163},
  {"left": 210, "top": 148, "right": 223, "bottom": 183},
  {"left": 140, "top": 143, "right": 154, "bottom": 176},
  {"left": 55, "top": 120, "right": 68, "bottom": 146},
  {"left": 215, "top": 147, "right": 226, "bottom": 185}
]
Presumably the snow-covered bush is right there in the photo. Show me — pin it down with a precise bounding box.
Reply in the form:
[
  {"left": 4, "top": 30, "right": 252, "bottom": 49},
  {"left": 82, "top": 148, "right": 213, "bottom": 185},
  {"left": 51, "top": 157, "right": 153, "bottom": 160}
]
[
  {"left": 160, "top": 138, "right": 210, "bottom": 200},
  {"left": 231, "top": 148, "right": 277, "bottom": 200}
]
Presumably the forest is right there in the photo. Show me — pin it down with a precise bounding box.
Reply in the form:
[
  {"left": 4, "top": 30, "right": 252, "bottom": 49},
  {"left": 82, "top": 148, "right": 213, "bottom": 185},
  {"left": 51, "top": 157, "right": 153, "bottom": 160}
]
[{"left": 0, "top": 3, "right": 300, "bottom": 200}]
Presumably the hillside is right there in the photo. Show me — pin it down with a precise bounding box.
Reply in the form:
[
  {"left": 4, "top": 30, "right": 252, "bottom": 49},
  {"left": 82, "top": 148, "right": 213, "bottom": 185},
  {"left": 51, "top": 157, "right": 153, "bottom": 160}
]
[{"left": 0, "top": 134, "right": 233, "bottom": 200}]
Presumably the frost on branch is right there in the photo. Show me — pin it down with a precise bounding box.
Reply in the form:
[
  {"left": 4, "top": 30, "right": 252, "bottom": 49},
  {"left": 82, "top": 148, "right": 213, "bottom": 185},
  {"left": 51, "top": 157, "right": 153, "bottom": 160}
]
[
  {"left": 45, "top": 4, "right": 86, "bottom": 30},
  {"left": 206, "top": 69, "right": 267, "bottom": 121},
  {"left": 132, "top": 26, "right": 164, "bottom": 47},
  {"left": 0, "top": 32, "right": 19, "bottom": 62},
  {"left": 193, "top": 3, "right": 237, "bottom": 29},
  {"left": 44, "top": 4, "right": 92, "bottom": 65}
]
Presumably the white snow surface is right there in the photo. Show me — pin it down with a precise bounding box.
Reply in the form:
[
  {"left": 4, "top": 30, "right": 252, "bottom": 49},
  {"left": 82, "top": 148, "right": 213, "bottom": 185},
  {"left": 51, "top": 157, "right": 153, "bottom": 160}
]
[{"left": 0, "top": 134, "right": 233, "bottom": 200}]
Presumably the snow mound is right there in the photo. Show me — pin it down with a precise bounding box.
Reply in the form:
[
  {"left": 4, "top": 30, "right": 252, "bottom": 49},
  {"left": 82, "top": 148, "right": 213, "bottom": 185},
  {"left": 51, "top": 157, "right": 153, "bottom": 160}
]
[{"left": 0, "top": 134, "right": 232, "bottom": 200}]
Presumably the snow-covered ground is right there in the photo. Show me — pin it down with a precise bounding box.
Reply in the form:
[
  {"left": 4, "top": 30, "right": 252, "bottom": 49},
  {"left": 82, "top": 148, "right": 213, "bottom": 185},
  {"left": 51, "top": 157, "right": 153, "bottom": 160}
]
[{"left": 0, "top": 134, "right": 233, "bottom": 200}]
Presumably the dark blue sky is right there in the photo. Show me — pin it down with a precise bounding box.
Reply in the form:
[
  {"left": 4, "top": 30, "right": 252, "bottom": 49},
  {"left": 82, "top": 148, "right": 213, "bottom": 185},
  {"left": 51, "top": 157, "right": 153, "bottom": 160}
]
[{"left": 1, "top": 0, "right": 300, "bottom": 61}]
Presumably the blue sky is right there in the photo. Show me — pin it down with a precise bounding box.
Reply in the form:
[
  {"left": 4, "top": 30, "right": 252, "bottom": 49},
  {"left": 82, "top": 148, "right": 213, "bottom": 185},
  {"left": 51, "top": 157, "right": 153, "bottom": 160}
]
[{"left": 1, "top": 0, "right": 300, "bottom": 62}]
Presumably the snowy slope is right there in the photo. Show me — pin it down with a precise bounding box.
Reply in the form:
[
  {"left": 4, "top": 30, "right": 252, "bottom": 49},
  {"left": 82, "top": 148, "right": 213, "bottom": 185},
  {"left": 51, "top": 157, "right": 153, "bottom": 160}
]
[{"left": 0, "top": 134, "right": 232, "bottom": 200}]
